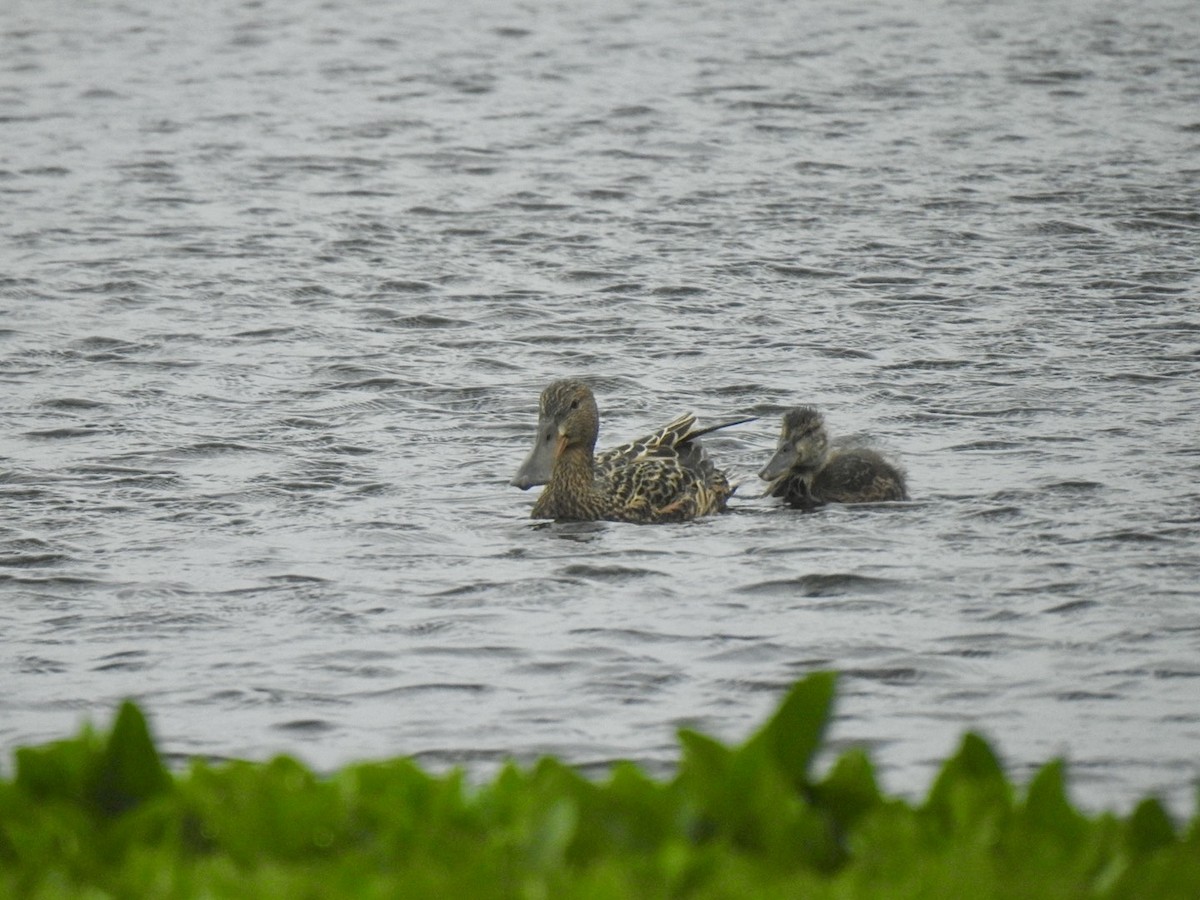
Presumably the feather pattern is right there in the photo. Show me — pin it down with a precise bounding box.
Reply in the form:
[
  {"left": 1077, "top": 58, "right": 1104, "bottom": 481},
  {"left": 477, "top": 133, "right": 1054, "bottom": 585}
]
[
  {"left": 513, "top": 379, "right": 750, "bottom": 524},
  {"left": 593, "top": 412, "right": 754, "bottom": 485}
]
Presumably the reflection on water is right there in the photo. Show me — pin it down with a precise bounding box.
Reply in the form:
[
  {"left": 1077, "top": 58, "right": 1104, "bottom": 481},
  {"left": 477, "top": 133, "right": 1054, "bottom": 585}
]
[{"left": 2, "top": 0, "right": 1198, "bottom": 813}]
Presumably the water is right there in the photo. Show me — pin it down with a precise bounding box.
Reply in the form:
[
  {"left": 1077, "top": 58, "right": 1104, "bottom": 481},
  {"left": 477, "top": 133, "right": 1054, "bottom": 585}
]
[{"left": 3, "top": 0, "right": 1199, "bottom": 814}]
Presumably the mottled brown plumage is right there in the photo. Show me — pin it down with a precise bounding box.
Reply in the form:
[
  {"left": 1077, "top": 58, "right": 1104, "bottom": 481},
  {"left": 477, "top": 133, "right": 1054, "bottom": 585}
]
[
  {"left": 512, "top": 379, "right": 747, "bottom": 524},
  {"left": 760, "top": 406, "right": 908, "bottom": 509},
  {"left": 512, "top": 406, "right": 753, "bottom": 491}
]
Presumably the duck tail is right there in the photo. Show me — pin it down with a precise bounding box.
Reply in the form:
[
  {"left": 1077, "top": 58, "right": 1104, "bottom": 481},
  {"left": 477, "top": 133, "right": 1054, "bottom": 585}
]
[{"left": 679, "top": 415, "right": 757, "bottom": 444}]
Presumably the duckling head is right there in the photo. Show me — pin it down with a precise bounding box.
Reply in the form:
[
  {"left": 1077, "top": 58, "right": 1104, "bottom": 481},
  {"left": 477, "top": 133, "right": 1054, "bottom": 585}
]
[
  {"left": 511, "top": 379, "right": 601, "bottom": 489},
  {"left": 759, "top": 406, "right": 829, "bottom": 482}
]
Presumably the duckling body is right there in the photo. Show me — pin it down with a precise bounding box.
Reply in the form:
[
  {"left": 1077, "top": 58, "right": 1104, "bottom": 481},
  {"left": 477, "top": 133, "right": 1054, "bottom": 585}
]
[
  {"left": 512, "top": 379, "right": 747, "bottom": 524},
  {"left": 760, "top": 406, "right": 907, "bottom": 510}
]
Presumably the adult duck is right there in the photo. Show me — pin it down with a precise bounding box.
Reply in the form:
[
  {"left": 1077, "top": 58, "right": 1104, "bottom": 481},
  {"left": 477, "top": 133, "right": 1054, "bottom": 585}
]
[
  {"left": 512, "top": 379, "right": 751, "bottom": 523},
  {"left": 760, "top": 406, "right": 908, "bottom": 509}
]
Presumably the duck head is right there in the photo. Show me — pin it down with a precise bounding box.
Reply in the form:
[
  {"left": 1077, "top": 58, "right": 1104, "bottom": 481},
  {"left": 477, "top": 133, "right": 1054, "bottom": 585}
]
[
  {"left": 759, "top": 406, "right": 829, "bottom": 482},
  {"left": 511, "top": 379, "right": 601, "bottom": 489}
]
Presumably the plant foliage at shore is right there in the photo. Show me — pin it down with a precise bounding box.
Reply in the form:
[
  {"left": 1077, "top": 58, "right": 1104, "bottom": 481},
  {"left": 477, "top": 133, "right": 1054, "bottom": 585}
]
[{"left": 2, "top": 673, "right": 1196, "bottom": 898}]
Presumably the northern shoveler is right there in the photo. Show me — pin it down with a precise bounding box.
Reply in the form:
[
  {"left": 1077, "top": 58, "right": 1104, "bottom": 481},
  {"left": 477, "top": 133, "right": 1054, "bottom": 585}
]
[
  {"left": 759, "top": 406, "right": 908, "bottom": 509},
  {"left": 511, "top": 379, "right": 752, "bottom": 523}
]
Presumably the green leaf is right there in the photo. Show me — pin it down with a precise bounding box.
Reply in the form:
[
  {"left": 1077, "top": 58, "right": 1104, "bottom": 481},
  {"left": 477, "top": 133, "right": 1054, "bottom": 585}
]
[
  {"left": 1127, "top": 797, "right": 1175, "bottom": 855},
  {"left": 525, "top": 797, "right": 578, "bottom": 871},
  {"left": 596, "top": 762, "right": 675, "bottom": 854},
  {"left": 924, "top": 732, "right": 1011, "bottom": 833},
  {"left": 677, "top": 727, "right": 768, "bottom": 847},
  {"left": 91, "top": 701, "right": 171, "bottom": 817},
  {"left": 677, "top": 729, "right": 734, "bottom": 784},
  {"left": 813, "top": 748, "right": 882, "bottom": 830},
  {"left": 1022, "top": 759, "right": 1086, "bottom": 845},
  {"left": 15, "top": 731, "right": 99, "bottom": 804},
  {"left": 745, "top": 672, "right": 837, "bottom": 793}
]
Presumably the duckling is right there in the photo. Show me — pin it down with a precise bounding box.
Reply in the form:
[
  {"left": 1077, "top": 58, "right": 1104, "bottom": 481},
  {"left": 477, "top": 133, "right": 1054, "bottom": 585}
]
[
  {"left": 512, "top": 379, "right": 749, "bottom": 523},
  {"left": 760, "top": 406, "right": 907, "bottom": 509}
]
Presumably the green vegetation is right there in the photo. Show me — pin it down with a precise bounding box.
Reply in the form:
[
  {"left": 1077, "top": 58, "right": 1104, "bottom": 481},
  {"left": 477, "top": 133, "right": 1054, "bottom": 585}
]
[{"left": 2, "top": 673, "right": 1196, "bottom": 898}]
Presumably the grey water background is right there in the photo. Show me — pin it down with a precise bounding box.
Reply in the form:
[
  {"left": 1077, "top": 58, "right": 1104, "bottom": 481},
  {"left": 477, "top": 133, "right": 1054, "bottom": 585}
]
[{"left": 3, "top": 0, "right": 1199, "bottom": 814}]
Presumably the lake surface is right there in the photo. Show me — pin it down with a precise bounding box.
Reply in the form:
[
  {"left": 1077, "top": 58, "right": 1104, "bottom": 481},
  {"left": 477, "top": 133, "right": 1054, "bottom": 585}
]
[{"left": 2, "top": 0, "right": 1198, "bottom": 814}]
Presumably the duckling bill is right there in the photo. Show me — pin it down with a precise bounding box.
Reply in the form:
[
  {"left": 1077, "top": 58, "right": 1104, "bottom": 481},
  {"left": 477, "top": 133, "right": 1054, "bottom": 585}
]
[
  {"left": 760, "top": 406, "right": 907, "bottom": 509},
  {"left": 512, "top": 379, "right": 751, "bottom": 524}
]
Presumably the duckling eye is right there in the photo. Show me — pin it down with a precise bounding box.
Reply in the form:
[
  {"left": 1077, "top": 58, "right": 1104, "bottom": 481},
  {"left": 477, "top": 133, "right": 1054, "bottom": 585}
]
[{"left": 569, "top": 399, "right": 579, "bottom": 410}]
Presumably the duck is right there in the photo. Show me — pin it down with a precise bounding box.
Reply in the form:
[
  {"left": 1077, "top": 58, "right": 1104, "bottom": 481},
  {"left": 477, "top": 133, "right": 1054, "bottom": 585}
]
[
  {"left": 511, "top": 379, "right": 752, "bottom": 523},
  {"left": 759, "top": 406, "right": 908, "bottom": 509}
]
